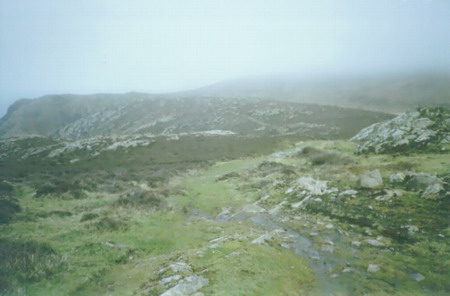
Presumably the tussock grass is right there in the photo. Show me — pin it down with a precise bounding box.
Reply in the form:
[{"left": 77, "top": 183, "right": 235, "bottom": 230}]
[{"left": 0, "top": 239, "right": 66, "bottom": 293}]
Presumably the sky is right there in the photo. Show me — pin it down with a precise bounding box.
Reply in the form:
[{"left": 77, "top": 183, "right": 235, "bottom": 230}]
[{"left": 1, "top": 0, "right": 450, "bottom": 116}]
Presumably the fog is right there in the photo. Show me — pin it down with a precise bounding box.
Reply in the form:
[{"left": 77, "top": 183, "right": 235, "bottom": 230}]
[{"left": 1, "top": 0, "right": 449, "bottom": 116}]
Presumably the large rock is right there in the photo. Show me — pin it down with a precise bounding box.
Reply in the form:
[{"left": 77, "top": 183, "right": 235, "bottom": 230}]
[
  {"left": 358, "top": 170, "right": 383, "bottom": 189},
  {"left": 405, "top": 173, "right": 443, "bottom": 191},
  {"left": 422, "top": 183, "right": 445, "bottom": 199},
  {"left": 351, "top": 107, "right": 450, "bottom": 154}
]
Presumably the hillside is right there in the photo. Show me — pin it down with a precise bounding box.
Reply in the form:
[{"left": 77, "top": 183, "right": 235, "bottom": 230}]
[{"left": 0, "top": 96, "right": 391, "bottom": 140}]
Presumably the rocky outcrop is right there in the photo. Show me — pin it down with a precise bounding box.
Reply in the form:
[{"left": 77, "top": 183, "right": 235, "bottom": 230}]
[{"left": 351, "top": 107, "right": 450, "bottom": 154}]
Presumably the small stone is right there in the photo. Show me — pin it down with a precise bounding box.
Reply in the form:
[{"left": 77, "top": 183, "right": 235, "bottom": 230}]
[
  {"left": 351, "top": 241, "right": 361, "bottom": 247},
  {"left": 340, "top": 189, "right": 358, "bottom": 196},
  {"left": 342, "top": 267, "right": 352, "bottom": 273},
  {"left": 389, "top": 172, "right": 405, "bottom": 183},
  {"left": 296, "top": 176, "right": 329, "bottom": 195},
  {"left": 367, "top": 264, "right": 380, "bottom": 272},
  {"left": 410, "top": 273, "right": 425, "bottom": 282},
  {"left": 321, "top": 244, "right": 334, "bottom": 253},
  {"left": 242, "top": 204, "right": 265, "bottom": 213},
  {"left": 285, "top": 187, "right": 295, "bottom": 194},
  {"left": 422, "top": 183, "right": 444, "bottom": 199},
  {"left": 365, "top": 239, "right": 385, "bottom": 247},
  {"left": 160, "top": 275, "right": 182, "bottom": 285},
  {"left": 330, "top": 274, "right": 339, "bottom": 278},
  {"left": 252, "top": 233, "right": 273, "bottom": 245},
  {"left": 325, "top": 223, "right": 334, "bottom": 229},
  {"left": 401, "top": 224, "right": 419, "bottom": 234}
]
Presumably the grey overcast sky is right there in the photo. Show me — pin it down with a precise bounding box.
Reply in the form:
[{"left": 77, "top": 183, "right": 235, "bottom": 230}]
[{"left": 1, "top": 0, "right": 450, "bottom": 116}]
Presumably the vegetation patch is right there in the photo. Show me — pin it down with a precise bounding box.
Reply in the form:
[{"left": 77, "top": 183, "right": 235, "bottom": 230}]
[
  {"left": 0, "top": 195, "right": 21, "bottom": 224},
  {"left": 34, "top": 179, "right": 89, "bottom": 199},
  {"left": 0, "top": 238, "right": 66, "bottom": 293}
]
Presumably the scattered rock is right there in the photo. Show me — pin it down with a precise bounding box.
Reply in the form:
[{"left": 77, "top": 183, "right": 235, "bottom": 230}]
[
  {"left": 358, "top": 170, "right": 383, "bottom": 189},
  {"left": 160, "top": 275, "right": 209, "bottom": 296}
]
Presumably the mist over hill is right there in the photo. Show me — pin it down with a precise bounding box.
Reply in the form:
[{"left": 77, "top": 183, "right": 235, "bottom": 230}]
[
  {"left": 1, "top": 71, "right": 449, "bottom": 139},
  {"left": 188, "top": 72, "right": 450, "bottom": 113}
]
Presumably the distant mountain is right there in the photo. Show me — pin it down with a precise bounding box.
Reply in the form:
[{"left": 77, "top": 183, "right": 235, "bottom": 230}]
[
  {"left": 4, "top": 71, "right": 446, "bottom": 139},
  {"left": 0, "top": 95, "right": 391, "bottom": 140},
  {"left": 187, "top": 72, "right": 450, "bottom": 113}
]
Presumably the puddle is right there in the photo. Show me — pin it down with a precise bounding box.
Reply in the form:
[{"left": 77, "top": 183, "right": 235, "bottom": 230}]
[{"left": 248, "top": 214, "right": 354, "bottom": 295}]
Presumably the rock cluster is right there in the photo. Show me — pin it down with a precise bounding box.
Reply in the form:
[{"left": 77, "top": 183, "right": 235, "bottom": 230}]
[{"left": 351, "top": 107, "right": 450, "bottom": 154}]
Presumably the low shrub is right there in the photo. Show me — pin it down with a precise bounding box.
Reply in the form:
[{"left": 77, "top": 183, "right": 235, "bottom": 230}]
[
  {"left": 34, "top": 179, "right": 87, "bottom": 199},
  {"left": 0, "top": 239, "right": 66, "bottom": 293},
  {"left": 91, "top": 216, "right": 128, "bottom": 231},
  {"left": 310, "top": 152, "right": 352, "bottom": 166},
  {"left": 0, "top": 181, "right": 15, "bottom": 195},
  {"left": 0, "top": 195, "right": 21, "bottom": 224},
  {"left": 114, "top": 188, "right": 166, "bottom": 210},
  {"left": 80, "top": 212, "right": 99, "bottom": 222}
]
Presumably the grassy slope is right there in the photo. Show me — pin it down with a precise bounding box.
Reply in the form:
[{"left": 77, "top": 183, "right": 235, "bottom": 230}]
[
  {"left": 1, "top": 157, "right": 314, "bottom": 295},
  {"left": 1, "top": 140, "right": 449, "bottom": 295}
]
